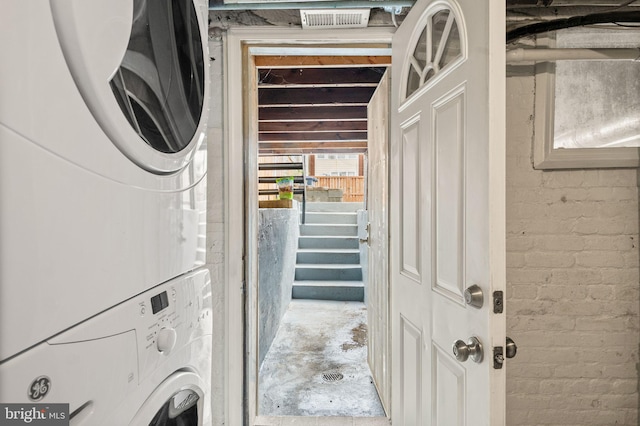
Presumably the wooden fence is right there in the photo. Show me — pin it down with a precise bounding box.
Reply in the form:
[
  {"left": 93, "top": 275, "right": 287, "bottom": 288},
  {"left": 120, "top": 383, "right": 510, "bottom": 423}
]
[{"left": 314, "top": 176, "right": 364, "bottom": 202}]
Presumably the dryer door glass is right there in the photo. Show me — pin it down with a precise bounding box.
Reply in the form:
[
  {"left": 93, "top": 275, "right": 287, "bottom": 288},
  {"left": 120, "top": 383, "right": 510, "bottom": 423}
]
[
  {"left": 149, "top": 388, "right": 200, "bottom": 425},
  {"left": 110, "top": 0, "right": 205, "bottom": 154}
]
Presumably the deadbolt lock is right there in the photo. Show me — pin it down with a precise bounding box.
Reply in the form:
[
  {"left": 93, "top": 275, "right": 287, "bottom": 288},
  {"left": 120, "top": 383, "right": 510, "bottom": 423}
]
[{"left": 464, "top": 284, "right": 483, "bottom": 308}]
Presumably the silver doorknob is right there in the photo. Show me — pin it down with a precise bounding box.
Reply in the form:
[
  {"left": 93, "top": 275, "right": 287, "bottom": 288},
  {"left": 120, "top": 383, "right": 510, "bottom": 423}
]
[{"left": 453, "top": 336, "right": 483, "bottom": 363}]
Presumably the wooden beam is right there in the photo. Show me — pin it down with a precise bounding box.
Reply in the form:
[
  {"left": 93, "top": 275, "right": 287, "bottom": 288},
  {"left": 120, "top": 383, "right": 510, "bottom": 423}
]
[
  {"left": 308, "top": 154, "right": 316, "bottom": 175},
  {"left": 259, "top": 132, "right": 367, "bottom": 142},
  {"left": 259, "top": 121, "right": 367, "bottom": 132},
  {"left": 260, "top": 147, "right": 368, "bottom": 155},
  {"left": 259, "top": 87, "right": 376, "bottom": 105},
  {"left": 259, "top": 141, "right": 368, "bottom": 150},
  {"left": 258, "top": 67, "right": 387, "bottom": 86},
  {"left": 255, "top": 56, "right": 391, "bottom": 68},
  {"left": 259, "top": 106, "right": 367, "bottom": 120}
]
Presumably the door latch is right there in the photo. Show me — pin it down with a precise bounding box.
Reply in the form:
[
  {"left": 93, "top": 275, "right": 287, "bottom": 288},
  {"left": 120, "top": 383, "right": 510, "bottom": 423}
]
[
  {"left": 493, "top": 291, "right": 503, "bottom": 314},
  {"left": 359, "top": 222, "right": 370, "bottom": 245},
  {"left": 493, "top": 336, "right": 518, "bottom": 369}
]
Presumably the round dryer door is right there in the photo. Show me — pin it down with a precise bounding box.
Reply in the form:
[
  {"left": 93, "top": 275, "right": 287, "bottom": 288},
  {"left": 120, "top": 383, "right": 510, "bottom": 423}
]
[
  {"left": 130, "top": 371, "right": 209, "bottom": 425},
  {"left": 50, "top": 0, "right": 209, "bottom": 174},
  {"left": 149, "top": 388, "right": 200, "bottom": 425}
]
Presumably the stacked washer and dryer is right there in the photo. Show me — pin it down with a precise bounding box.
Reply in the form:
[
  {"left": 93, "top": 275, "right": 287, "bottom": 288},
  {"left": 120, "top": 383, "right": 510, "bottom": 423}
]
[{"left": 0, "top": 0, "right": 212, "bottom": 424}]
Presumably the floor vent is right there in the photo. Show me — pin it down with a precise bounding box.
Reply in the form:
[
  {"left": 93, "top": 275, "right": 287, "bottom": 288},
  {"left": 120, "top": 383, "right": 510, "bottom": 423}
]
[
  {"left": 301, "top": 9, "right": 370, "bottom": 29},
  {"left": 322, "top": 372, "right": 344, "bottom": 382}
]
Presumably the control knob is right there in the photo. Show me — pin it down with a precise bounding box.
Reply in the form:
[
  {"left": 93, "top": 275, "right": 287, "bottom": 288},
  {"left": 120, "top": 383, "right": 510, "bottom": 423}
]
[{"left": 157, "top": 328, "right": 177, "bottom": 353}]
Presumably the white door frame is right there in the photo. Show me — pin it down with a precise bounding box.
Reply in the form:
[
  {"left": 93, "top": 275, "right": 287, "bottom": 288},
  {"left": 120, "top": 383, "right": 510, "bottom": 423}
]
[{"left": 224, "top": 26, "right": 395, "bottom": 425}]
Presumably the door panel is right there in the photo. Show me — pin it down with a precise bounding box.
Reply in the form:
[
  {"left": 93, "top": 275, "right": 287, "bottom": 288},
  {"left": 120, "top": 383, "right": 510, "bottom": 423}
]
[
  {"left": 433, "top": 87, "right": 465, "bottom": 300},
  {"left": 390, "top": 0, "right": 506, "bottom": 424},
  {"left": 400, "top": 117, "right": 422, "bottom": 281},
  {"left": 366, "top": 71, "right": 391, "bottom": 413},
  {"left": 400, "top": 315, "right": 423, "bottom": 425},
  {"left": 433, "top": 344, "right": 466, "bottom": 426}
]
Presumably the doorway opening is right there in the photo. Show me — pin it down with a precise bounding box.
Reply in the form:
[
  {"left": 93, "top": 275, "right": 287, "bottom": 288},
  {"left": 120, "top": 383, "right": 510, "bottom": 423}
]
[{"left": 247, "top": 47, "right": 391, "bottom": 421}]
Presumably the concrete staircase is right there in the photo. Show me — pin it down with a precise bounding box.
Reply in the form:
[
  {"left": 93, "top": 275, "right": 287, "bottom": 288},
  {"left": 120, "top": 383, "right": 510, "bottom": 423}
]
[{"left": 293, "top": 202, "right": 364, "bottom": 302}]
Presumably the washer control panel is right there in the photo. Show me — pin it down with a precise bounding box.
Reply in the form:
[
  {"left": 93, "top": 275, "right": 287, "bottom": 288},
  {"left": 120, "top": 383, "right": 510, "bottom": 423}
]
[{"left": 136, "top": 269, "right": 212, "bottom": 382}]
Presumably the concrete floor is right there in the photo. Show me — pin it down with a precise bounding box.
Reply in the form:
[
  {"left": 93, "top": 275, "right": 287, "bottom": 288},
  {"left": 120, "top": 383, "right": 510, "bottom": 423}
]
[{"left": 258, "top": 300, "right": 386, "bottom": 418}]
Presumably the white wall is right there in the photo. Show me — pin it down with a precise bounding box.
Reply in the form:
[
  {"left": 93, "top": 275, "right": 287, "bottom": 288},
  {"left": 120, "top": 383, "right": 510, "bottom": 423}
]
[
  {"left": 506, "top": 70, "right": 640, "bottom": 425},
  {"left": 206, "top": 39, "right": 226, "bottom": 425},
  {"left": 314, "top": 155, "right": 359, "bottom": 176}
]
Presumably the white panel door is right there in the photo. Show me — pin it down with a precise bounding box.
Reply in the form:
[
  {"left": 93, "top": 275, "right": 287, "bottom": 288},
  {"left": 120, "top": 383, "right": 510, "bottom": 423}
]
[
  {"left": 367, "top": 70, "right": 391, "bottom": 414},
  {"left": 390, "top": 0, "right": 506, "bottom": 425}
]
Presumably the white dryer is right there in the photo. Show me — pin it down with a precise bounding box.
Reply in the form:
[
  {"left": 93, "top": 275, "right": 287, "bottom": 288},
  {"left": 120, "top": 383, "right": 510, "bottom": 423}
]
[
  {"left": 0, "top": 0, "right": 210, "bottom": 361},
  {"left": 0, "top": 268, "right": 212, "bottom": 426}
]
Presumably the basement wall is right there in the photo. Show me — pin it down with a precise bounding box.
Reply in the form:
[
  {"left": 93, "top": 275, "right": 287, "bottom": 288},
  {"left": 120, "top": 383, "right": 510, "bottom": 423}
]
[
  {"left": 506, "top": 70, "right": 640, "bottom": 425},
  {"left": 257, "top": 206, "right": 299, "bottom": 367},
  {"left": 207, "top": 37, "right": 640, "bottom": 424}
]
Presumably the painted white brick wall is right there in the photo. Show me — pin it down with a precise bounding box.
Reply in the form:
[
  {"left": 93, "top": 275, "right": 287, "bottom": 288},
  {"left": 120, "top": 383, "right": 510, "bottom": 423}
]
[
  {"left": 207, "top": 39, "right": 226, "bottom": 425},
  {"left": 506, "top": 73, "right": 640, "bottom": 425}
]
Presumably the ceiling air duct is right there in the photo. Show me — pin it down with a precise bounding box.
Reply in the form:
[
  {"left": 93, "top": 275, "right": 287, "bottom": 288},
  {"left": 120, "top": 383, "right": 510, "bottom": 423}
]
[{"left": 300, "top": 9, "right": 370, "bottom": 29}]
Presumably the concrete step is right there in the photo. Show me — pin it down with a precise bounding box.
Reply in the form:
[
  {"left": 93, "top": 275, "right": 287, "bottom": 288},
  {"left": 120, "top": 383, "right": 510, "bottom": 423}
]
[
  {"left": 304, "top": 212, "right": 358, "bottom": 225},
  {"left": 300, "top": 224, "right": 358, "bottom": 237},
  {"left": 296, "top": 249, "right": 360, "bottom": 264},
  {"left": 298, "top": 236, "right": 359, "bottom": 249},
  {"left": 295, "top": 264, "right": 363, "bottom": 281},
  {"left": 305, "top": 202, "right": 364, "bottom": 213},
  {"left": 292, "top": 280, "right": 364, "bottom": 302}
]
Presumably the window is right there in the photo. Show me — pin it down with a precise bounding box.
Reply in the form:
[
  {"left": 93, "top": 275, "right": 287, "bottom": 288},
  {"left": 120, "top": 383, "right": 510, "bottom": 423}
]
[{"left": 533, "top": 28, "right": 640, "bottom": 169}]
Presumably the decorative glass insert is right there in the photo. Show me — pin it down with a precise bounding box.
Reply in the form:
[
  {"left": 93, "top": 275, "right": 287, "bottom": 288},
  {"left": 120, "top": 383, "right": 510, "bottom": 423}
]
[{"left": 405, "top": 8, "right": 462, "bottom": 99}]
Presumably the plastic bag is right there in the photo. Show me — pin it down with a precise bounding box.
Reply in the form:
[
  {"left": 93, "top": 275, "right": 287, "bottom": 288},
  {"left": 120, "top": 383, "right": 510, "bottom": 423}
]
[{"left": 276, "top": 177, "right": 294, "bottom": 200}]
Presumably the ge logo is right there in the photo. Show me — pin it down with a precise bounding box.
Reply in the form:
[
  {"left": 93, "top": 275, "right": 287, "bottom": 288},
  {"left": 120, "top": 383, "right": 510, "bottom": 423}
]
[{"left": 28, "top": 376, "right": 51, "bottom": 401}]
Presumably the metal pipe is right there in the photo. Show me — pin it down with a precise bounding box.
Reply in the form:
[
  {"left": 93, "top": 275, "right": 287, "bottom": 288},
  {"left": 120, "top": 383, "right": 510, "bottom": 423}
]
[
  {"left": 506, "top": 47, "right": 640, "bottom": 63},
  {"left": 506, "top": 11, "right": 640, "bottom": 43},
  {"left": 209, "top": 0, "right": 415, "bottom": 10},
  {"left": 507, "top": 0, "right": 640, "bottom": 7}
]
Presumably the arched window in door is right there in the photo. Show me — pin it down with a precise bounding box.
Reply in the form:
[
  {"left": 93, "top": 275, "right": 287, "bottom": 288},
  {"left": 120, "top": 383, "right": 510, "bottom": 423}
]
[{"left": 404, "top": 3, "right": 466, "bottom": 100}]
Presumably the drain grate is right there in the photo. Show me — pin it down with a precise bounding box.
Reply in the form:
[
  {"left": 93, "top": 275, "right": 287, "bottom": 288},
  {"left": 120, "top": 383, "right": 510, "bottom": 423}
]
[{"left": 322, "top": 372, "right": 344, "bottom": 382}]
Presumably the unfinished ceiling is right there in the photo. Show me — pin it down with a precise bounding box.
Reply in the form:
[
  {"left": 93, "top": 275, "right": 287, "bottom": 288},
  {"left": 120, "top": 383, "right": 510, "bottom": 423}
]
[
  {"left": 257, "top": 58, "right": 388, "bottom": 155},
  {"left": 209, "top": 0, "right": 640, "bottom": 156}
]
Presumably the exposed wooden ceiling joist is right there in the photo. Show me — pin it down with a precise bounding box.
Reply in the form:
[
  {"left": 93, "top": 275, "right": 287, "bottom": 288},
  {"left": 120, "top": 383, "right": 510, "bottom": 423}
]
[
  {"left": 261, "top": 149, "right": 367, "bottom": 155},
  {"left": 259, "top": 86, "right": 377, "bottom": 105},
  {"left": 258, "top": 105, "right": 368, "bottom": 120},
  {"left": 258, "top": 67, "right": 387, "bottom": 85},
  {"left": 259, "top": 120, "right": 367, "bottom": 132},
  {"left": 259, "top": 141, "right": 368, "bottom": 155},
  {"left": 255, "top": 55, "right": 391, "bottom": 67},
  {"left": 259, "top": 132, "right": 367, "bottom": 141}
]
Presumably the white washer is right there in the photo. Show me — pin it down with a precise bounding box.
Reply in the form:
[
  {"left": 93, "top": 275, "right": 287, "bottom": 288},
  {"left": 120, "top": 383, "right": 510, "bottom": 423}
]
[
  {"left": 0, "top": 0, "right": 210, "bottom": 361},
  {"left": 0, "top": 268, "right": 212, "bottom": 426}
]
